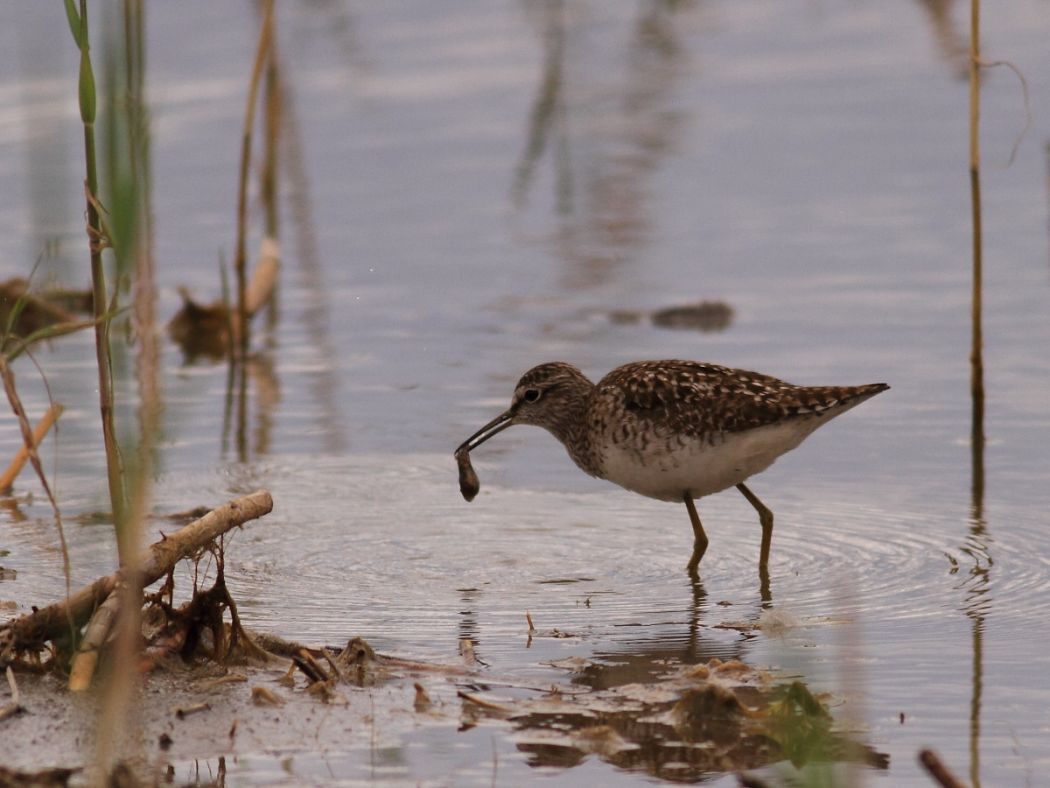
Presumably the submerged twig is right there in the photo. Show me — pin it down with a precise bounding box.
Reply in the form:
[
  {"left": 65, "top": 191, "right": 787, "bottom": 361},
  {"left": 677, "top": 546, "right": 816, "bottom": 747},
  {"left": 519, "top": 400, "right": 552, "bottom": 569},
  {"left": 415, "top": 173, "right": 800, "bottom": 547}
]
[
  {"left": 918, "top": 749, "right": 968, "bottom": 788},
  {"left": 413, "top": 682, "right": 431, "bottom": 712},
  {"left": 457, "top": 690, "right": 513, "bottom": 715},
  {"left": 173, "top": 702, "right": 211, "bottom": 720}
]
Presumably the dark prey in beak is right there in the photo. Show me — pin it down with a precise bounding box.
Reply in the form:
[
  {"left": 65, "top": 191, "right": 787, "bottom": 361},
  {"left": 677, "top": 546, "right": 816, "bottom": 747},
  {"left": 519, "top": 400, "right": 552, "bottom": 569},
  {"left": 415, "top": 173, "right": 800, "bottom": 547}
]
[{"left": 454, "top": 410, "right": 514, "bottom": 502}]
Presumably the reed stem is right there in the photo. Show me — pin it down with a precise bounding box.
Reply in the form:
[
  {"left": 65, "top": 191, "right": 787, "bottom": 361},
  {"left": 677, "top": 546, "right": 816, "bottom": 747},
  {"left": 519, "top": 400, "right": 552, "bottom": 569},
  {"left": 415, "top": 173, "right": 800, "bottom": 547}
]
[
  {"left": 967, "top": 5, "right": 985, "bottom": 788},
  {"left": 968, "top": 0, "right": 985, "bottom": 490},
  {"left": 234, "top": 0, "right": 275, "bottom": 361},
  {"left": 75, "top": 0, "right": 128, "bottom": 530},
  {"left": 262, "top": 42, "right": 282, "bottom": 240}
]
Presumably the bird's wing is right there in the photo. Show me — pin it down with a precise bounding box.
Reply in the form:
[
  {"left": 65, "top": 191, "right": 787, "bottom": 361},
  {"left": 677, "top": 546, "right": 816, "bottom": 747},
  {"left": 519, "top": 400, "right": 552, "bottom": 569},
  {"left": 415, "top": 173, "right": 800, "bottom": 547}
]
[{"left": 594, "top": 360, "right": 875, "bottom": 438}]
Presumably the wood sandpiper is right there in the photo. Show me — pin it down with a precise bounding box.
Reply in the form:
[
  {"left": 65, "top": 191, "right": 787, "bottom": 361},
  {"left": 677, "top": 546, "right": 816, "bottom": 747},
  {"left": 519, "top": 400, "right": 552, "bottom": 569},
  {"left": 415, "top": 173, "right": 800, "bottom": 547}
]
[{"left": 455, "top": 360, "right": 888, "bottom": 575}]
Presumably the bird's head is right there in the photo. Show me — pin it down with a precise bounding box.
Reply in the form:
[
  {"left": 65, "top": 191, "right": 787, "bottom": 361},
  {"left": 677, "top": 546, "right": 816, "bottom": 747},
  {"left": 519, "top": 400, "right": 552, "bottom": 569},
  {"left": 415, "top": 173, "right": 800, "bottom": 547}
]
[{"left": 456, "top": 362, "right": 593, "bottom": 453}]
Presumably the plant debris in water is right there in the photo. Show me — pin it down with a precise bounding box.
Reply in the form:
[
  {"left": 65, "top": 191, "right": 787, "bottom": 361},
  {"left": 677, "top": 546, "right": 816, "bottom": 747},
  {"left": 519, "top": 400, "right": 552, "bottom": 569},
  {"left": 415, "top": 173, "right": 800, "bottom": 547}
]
[
  {"left": 0, "top": 278, "right": 93, "bottom": 340},
  {"left": 650, "top": 301, "right": 734, "bottom": 332},
  {"left": 608, "top": 300, "right": 734, "bottom": 333},
  {"left": 459, "top": 656, "right": 888, "bottom": 781},
  {"left": 166, "top": 287, "right": 231, "bottom": 362}
]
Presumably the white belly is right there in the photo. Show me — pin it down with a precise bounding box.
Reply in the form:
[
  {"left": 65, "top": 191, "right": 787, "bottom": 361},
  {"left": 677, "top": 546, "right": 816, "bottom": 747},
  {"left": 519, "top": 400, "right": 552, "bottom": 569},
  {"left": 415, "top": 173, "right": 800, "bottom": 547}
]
[{"left": 596, "top": 418, "right": 824, "bottom": 502}]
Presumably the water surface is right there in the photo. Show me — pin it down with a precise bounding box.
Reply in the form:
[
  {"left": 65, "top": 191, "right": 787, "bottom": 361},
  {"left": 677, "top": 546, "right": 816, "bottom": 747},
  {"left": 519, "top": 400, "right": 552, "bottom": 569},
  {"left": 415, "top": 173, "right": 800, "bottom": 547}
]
[{"left": 2, "top": 1, "right": 1049, "bottom": 785}]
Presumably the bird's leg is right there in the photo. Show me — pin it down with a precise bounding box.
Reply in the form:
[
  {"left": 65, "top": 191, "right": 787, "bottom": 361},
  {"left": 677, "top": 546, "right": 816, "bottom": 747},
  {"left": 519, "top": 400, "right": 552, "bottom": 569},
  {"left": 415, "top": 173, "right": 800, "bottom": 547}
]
[
  {"left": 683, "top": 494, "right": 708, "bottom": 575},
  {"left": 736, "top": 482, "right": 774, "bottom": 568},
  {"left": 759, "top": 564, "right": 772, "bottom": 604}
]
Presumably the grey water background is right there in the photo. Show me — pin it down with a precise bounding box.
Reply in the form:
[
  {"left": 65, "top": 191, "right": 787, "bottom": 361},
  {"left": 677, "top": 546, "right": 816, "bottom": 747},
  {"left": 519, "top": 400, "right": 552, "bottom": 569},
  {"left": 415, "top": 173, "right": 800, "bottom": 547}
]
[{"left": 2, "top": 1, "right": 1050, "bottom": 785}]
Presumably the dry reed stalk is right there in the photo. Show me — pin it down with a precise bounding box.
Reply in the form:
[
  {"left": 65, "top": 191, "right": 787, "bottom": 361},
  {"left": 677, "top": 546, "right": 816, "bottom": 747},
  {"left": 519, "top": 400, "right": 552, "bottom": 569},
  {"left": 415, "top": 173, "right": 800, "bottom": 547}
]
[
  {"left": 258, "top": 28, "right": 281, "bottom": 336},
  {"left": 968, "top": 0, "right": 984, "bottom": 462},
  {"left": 0, "top": 402, "right": 63, "bottom": 493},
  {"left": 233, "top": 0, "right": 275, "bottom": 361},
  {"left": 262, "top": 35, "right": 282, "bottom": 240},
  {"left": 968, "top": 0, "right": 980, "bottom": 172},
  {"left": 967, "top": 7, "right": 986, "bottom": 788}
]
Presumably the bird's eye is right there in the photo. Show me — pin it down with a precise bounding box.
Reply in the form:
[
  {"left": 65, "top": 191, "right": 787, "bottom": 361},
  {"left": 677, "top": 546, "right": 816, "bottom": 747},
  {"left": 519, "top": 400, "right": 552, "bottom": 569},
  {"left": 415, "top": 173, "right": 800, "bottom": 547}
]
[{"left": 523, "top": 388, "right": 541, "bottom": 403}]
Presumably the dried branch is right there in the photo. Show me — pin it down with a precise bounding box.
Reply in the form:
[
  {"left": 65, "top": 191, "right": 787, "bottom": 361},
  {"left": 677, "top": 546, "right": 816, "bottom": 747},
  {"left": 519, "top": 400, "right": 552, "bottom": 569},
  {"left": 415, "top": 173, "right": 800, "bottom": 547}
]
[{"left": 0, "top": 489, "right": 274, "bottom": 664}]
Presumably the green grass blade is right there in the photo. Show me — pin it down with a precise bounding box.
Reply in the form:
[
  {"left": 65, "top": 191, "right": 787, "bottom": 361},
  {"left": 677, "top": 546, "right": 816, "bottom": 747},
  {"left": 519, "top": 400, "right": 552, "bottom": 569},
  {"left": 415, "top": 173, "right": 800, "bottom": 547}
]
[
  {"left": 79, "top": 48, "right": 96, "bottom": 124},
  {"left": 62, "top": 0, "right": 82, "bottom": 47}
]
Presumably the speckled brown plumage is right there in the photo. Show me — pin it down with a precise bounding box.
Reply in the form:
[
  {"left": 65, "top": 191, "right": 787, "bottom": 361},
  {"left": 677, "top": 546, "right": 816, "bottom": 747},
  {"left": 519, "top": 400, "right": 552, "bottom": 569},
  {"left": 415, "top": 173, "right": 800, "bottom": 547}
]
[
  {"left": 597, "top": 360, "right": 885, "bottom": 437},
  {"left": 503, "top": 360, "right": 887, "bottom": 482}
]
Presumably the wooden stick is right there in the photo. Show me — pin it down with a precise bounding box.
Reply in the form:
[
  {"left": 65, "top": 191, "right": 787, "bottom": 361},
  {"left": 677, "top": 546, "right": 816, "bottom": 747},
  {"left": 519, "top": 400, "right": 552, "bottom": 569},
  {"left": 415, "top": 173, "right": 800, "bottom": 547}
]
[
  {"left": 233, "top": 0, "right": 275, "bottom": 359},
  {"left": 0, "top": 403, "right": 63, "bottom": 494},
  {"left": 68, "top": 586, "right": 122, "bottom": 691},
  {"left": 0, "top": 489, "right": 273, "bottom": 661}
]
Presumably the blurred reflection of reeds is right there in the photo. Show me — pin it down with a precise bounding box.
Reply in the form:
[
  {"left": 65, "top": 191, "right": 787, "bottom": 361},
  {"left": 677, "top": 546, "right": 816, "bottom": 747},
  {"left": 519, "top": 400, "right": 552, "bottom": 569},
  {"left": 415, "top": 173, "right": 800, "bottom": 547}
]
[
  {"left": 915, "top": 0, "right": 969, "bottom": 78},
  {"left": 514, "top": 0, "right": 694, "bottom": 291}
]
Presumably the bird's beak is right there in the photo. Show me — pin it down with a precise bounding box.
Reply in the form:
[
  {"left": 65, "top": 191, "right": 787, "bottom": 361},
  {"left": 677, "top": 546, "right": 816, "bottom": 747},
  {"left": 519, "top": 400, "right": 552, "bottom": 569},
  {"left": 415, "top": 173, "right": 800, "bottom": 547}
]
[{"left": 456, "top": 410, "right": 514, "bottom": 454}]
